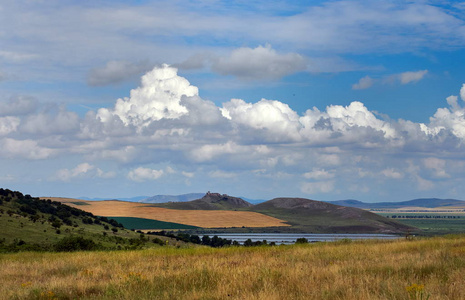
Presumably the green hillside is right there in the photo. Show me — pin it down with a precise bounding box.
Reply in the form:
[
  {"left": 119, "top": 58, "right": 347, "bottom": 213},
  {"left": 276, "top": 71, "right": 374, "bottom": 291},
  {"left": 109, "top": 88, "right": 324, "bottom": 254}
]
[
  {"left": 249, "top": 198, "right": 414, "bottom": 233},
  {"left": 0, "top": 189, "right": 182, "bottom": 252}
]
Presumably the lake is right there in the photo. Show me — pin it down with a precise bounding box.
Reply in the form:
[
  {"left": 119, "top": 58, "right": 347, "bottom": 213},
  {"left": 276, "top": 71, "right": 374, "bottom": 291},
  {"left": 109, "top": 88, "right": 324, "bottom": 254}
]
[{"left": 209, "top": 233, "right": 400, "bottom": 244}]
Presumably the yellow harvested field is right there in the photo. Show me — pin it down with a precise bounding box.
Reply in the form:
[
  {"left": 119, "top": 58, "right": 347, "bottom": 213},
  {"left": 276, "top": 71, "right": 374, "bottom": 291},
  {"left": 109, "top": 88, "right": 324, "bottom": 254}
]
[{"left": 45, "top": 197, "right": 290, "bottom": 228}]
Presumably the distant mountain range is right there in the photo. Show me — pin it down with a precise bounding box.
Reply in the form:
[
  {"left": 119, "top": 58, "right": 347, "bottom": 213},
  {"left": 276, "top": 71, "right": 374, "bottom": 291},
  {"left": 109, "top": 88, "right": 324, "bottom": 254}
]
[
  {"left": 142, "top": 193, "right": 205, "bottom": 203},
  {"left": 81, "top": 194, "right": 465, "bottom": 210},
  {"left": 80, "top": 196, "right": 150, "bottom": 202},
  {"left": 326, "top": 198, "right": 465, "bottom": 209}
]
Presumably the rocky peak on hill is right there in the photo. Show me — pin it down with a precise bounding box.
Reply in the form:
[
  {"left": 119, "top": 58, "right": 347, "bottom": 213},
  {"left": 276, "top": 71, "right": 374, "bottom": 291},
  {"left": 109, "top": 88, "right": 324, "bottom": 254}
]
[{"left": 201, "top": 192, "right": 253, "bottom": 208}]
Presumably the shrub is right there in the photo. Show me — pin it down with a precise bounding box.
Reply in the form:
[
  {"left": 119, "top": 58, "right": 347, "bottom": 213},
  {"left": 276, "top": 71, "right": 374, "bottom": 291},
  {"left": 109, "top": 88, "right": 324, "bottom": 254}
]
[
  {"left": 54, "top": 236, "right": 97, "bottom": 252},
  {"left": 51, "top": 220, "right": 62, "bottom": 229},
  {"left": 152, "top": 238, "right": 164, "bottom": 246},
  {"left": 295, "top": 238, "right": 309, "bottom": 244}
]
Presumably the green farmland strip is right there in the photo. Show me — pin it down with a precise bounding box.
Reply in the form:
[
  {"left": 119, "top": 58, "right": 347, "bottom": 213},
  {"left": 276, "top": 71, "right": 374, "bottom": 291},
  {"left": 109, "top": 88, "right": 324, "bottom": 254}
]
[{"left": 107, "top": 217, "right": 200, "bottom": 230}]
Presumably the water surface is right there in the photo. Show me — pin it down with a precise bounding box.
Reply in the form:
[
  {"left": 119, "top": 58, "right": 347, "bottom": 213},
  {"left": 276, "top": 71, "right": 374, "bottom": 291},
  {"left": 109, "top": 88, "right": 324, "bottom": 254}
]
[{"left": 210, "top": 233, "right": 400, "bottom": 244}]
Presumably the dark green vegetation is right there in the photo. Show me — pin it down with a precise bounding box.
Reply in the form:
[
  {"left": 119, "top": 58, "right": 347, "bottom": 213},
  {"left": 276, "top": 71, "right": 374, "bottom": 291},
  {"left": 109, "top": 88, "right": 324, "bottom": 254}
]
[
  {"left": 70, "top": 202, "right": 90, "bottom": 206},
  {"left": 328, "top": 198, "right": 465, "bottom": 209},
  {"left": 152, "top": 192, "right": 252, "bottom": 210},
  {"left": 0, "top": 189, "right": 182, "bottom": 252},
  {"left": 148, "top": 231, "right": 236, "bottom": 247},
  {"left": 108, "top": 217, "right": 199, "bottom": 230},
  {"left": 154, "top": 193, "right": 414, "bottom": 234}
]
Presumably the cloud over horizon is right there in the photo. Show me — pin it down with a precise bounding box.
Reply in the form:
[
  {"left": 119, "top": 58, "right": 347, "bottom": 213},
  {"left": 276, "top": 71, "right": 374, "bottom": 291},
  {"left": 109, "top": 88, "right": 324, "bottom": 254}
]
[{"left": 1, "top": 65, "right": 465, "bottom": 200}]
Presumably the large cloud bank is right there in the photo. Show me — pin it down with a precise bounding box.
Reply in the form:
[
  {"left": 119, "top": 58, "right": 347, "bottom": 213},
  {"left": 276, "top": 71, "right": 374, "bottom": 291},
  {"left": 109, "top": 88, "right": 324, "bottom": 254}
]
[{"left": 2, "top": 65, "right": 465, "bottom": 197}]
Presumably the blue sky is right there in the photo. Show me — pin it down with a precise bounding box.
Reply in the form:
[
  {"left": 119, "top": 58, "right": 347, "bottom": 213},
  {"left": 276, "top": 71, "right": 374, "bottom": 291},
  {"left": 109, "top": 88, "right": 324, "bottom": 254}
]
[{"left": 1, "top": 0, "right": 465, "bottom": 202}]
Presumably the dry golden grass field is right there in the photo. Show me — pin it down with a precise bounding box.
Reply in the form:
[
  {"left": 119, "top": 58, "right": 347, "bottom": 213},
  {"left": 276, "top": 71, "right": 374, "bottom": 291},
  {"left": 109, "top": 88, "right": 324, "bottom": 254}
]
[
  {"left": 47, "top": 198, "right": 289, "bottom": 228},
  {"left": 2, "top": 236, "right": 465, "bottom": 299}
]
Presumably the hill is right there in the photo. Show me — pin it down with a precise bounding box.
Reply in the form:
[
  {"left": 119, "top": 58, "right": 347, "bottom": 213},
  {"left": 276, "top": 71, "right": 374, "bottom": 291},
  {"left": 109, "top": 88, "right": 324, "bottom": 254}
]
[
  {"left": 152, "top": 192, "right": 253, "bottom": 210},
  {"left": 250, "top": 198, "right": 413, "bottom": 233},
  {"left": 0, "top": 189, "right": 182, "bottom": 252},
  {"left": 328, "top": 198, "right": 465, "bottom": 209}
]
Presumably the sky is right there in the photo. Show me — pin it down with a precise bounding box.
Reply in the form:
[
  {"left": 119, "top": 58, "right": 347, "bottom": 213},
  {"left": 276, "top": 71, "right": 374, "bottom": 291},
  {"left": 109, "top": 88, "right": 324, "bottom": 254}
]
[{"left": 1, "top": 0, "right": 465, "bottom": 202}]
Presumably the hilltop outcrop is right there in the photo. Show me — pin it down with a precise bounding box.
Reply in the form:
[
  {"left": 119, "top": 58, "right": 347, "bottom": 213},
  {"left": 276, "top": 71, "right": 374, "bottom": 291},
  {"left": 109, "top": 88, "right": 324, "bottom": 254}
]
[{"left": 152, "top": 192, "right": 253, "bottom": 210}]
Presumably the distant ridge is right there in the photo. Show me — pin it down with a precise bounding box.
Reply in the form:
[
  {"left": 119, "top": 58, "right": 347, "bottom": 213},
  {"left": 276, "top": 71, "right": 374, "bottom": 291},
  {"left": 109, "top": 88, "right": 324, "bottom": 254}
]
[
  {"left": 80, "top": 196, "right": 149, "bottom": 202},
  {"left": 327, "top": 198, "right": 465, "bottom": 209},
  {"left": 141, "top": 193, "right": 205, "bottom": 203}
]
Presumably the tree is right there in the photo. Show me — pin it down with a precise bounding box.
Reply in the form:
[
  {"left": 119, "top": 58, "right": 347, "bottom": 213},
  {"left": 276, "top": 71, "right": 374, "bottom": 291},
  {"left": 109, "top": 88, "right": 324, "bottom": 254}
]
[
  {"left": 201, "top": 235, "right": 211, "bottom": 245},
  {"left": 243, "top": 238, "right": 253, "bottom": 247},
  {"left": 295, "top": 238, "right": 309, "bottom": 244},
  {"left": 51, "top": 220, "right": 62, "bottom": 229}
]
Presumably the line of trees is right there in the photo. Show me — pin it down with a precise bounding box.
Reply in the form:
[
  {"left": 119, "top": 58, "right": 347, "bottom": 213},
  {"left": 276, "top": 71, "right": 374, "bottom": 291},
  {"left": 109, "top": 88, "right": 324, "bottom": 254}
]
[
  {"left": 146, "top": 231, "right": 235, "bottom": 247},
  {"left": 389, "top": 215, "right": 461, "bottom": 219}
]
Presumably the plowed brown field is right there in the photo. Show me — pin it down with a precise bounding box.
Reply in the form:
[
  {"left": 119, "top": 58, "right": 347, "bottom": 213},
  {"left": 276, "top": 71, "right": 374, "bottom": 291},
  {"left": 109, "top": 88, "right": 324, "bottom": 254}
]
[{"left": 46, "top": 198, "right": 290, "bottom": 228}]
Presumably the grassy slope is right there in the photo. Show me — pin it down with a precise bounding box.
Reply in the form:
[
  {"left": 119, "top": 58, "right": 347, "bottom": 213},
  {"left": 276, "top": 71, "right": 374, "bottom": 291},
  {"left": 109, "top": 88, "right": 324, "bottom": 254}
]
[
  {"left": 0, "top": 192, "right": 183, "bottom": 251},
  {"left": 245, "top": 198, "right": 414, "bottom": 234},
  {"left": 2, "top": 235, "right": 465, "bottom": 299}
]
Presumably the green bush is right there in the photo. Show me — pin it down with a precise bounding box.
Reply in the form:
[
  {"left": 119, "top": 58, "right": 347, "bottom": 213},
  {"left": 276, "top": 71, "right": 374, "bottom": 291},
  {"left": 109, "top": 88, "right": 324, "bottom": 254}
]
[
  {"left": 295, "top": 238, "right": 309, "bottom": 244},
  {"left": 54, "top": 236, "right": 97, "bottom": 252}
]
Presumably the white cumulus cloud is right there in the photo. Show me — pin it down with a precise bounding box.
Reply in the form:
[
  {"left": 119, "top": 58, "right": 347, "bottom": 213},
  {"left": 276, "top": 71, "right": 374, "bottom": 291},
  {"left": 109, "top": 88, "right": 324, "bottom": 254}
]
[
  {"left": 381, "top": 168, "right": 404, "bottom": 179},
  {"left": 0, "top": 96, "right": 38, "bottom": 117},
  {"left": 303, "top": 169, "right": 335, "bottom": 180},
  {"left": 212, "top": 44, "right": 307, "bottom": 80},
  {"left": 221, "top": 98, "right": 301, "bottom": 142},
  {"left": 97, "top": 64, "right": 198, "bottom": 128},
  {"left": 399, "top": 70, "right": 428, "bottom": 84},
  {"left": 0, "top": 138, "right": 55, "bottom": 160},
  {"left": 0, "top": 117, "right": 20, "bottom": 135},
  {"left": 128, "top": 167, "right": 164, "bottom": 182},
  {"left": 55, "top": 163, "right": 115, "bottom": 181},
  {"left": 301, "top": 180, "right": 335, "bottom": 194},
  {"left": 352, "top": 76, "right": 375, "bottom": 90}
]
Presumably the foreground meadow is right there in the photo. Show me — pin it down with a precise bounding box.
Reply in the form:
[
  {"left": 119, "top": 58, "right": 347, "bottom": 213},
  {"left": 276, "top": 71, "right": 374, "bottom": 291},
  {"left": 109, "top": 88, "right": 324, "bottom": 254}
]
[{"left": 1, "top": 236, "right": 465, "bottom": 300}]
